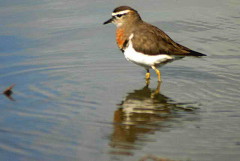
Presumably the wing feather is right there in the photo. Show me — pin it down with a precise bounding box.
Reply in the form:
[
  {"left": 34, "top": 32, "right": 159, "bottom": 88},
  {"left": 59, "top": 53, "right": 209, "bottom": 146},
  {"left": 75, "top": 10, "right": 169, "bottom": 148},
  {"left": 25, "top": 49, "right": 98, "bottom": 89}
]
[{"left": 131, "top": 22, "right": 204, "bottom": 56}]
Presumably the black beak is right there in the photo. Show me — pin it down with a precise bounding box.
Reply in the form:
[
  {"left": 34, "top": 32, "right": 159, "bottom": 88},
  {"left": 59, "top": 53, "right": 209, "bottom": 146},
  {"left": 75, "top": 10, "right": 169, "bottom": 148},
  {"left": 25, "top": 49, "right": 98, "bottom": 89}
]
[{"left": 103, "top": 17, "right": 114, "bottom": 25}]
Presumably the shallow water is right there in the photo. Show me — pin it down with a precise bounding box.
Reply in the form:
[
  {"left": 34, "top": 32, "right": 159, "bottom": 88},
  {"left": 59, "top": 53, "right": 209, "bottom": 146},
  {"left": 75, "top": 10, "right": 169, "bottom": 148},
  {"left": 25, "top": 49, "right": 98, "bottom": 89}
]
[{"left": 0, "top": 0, "right": 240, "bottom": 161}]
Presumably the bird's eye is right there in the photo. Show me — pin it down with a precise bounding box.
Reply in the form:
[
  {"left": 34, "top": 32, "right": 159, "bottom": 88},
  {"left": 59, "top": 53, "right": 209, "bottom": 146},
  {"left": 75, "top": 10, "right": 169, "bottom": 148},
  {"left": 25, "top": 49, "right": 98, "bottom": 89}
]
[{"left": 116, "top": 14, "right": 123, "bottom": 18}]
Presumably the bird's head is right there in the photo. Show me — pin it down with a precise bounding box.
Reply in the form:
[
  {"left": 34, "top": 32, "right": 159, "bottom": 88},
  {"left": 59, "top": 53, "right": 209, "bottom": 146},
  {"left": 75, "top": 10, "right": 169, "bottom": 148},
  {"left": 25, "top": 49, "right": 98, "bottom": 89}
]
[{"left": 103, "top": 6, "right": 142, "bottom": 27}]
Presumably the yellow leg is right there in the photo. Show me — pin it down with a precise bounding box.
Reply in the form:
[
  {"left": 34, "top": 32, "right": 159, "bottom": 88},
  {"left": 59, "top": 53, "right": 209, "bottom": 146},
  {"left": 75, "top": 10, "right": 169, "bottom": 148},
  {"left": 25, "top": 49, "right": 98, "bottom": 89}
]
[
  {"left": 145, "top": 69, "right": 151, "bottom": 85},
  {"left": 151, "top": 66, "right": 162, "bottom": 82},
  {"left": 145, "top": 69, "right": 151, "bottom": 80},
  {"left": 151, "top": 81, "right": 162, "bottom": 98}
]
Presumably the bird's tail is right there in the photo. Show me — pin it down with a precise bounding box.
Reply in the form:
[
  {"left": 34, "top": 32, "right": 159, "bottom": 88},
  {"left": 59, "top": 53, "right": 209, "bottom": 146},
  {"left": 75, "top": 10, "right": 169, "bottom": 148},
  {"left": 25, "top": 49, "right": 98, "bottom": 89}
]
[
  {"left": 176, "top": 43, "right": 207, "bottom": 56},
  {"left": 188, "top": 50, "right": 206, "bottom": 56}
]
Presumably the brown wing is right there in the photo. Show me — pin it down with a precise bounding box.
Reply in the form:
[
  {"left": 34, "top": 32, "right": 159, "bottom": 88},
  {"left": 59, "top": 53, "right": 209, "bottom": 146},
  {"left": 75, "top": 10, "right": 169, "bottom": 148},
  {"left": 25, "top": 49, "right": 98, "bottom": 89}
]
[{"left": 131, "top": 22, "right": 205, "bottom": 56}]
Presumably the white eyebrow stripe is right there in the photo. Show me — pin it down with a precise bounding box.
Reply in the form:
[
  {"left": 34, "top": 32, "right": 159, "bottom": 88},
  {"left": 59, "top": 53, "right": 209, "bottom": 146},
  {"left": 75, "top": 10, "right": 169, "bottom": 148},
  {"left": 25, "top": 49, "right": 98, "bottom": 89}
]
[{"left": 112, "top": 10, "right": 131, "bottom": 16}]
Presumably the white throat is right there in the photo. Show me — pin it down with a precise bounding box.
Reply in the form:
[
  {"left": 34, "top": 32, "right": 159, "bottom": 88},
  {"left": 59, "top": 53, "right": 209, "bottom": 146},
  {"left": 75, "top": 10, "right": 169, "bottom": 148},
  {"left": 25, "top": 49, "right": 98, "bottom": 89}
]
[{"left": 113, "top": 22, "right": 123, "bottom": 27}]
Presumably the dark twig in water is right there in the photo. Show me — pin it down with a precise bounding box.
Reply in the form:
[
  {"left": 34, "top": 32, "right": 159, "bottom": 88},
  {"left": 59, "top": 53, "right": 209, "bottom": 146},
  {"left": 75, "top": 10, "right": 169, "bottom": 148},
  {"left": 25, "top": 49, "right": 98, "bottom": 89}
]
[{"left": 3, "top": 84, "right": 15, "bottom": 101}]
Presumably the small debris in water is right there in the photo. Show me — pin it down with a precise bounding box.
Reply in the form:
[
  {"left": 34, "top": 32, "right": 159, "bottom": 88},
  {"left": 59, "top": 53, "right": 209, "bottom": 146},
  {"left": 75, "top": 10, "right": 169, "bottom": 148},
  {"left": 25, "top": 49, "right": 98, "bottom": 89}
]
[{"left": 3, "top": 84, "right": 15, "bottom": 100}]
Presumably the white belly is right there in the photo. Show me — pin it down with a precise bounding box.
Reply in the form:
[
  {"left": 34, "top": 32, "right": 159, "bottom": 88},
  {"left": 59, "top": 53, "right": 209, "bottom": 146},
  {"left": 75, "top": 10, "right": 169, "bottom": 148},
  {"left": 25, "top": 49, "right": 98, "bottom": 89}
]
[{"left": 124, "top": 41, "right": 174, "bottom": 68}]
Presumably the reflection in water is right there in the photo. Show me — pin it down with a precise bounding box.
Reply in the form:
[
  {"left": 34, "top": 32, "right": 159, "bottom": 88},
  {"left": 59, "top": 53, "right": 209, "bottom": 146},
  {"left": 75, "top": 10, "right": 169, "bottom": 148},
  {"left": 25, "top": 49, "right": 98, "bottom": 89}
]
[{"left": 110, "top": 83, "right": 196, "bottom": 155}]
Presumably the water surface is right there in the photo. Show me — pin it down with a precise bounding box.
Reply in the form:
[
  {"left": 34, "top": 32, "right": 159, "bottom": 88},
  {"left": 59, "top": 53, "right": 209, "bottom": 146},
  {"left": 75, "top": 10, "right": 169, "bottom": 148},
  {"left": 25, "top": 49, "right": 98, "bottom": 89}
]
[{"left": 0, "top": 0, "right": 240, "bottom": 161}]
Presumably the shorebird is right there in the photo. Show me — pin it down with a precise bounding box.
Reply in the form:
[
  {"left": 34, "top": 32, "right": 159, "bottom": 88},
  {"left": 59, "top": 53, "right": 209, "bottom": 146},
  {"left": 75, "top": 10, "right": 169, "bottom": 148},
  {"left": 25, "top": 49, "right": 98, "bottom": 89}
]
[{"left": 103, "top": 6, "right": 206, "bottom": 82}]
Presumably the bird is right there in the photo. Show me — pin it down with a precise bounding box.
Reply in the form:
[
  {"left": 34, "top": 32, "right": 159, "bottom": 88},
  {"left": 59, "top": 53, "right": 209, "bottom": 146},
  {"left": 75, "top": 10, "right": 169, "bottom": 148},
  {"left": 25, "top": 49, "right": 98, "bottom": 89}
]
[{"left": 103, "top": 6, "right": 206, "bottom": 82}]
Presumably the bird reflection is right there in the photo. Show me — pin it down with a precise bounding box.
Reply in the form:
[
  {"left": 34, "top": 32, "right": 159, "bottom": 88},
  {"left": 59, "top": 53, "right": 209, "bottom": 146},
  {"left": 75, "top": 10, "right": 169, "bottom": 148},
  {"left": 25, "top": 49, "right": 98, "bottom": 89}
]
[{"left": 109, "top": 82, "right": 196, "bottom": 155}]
